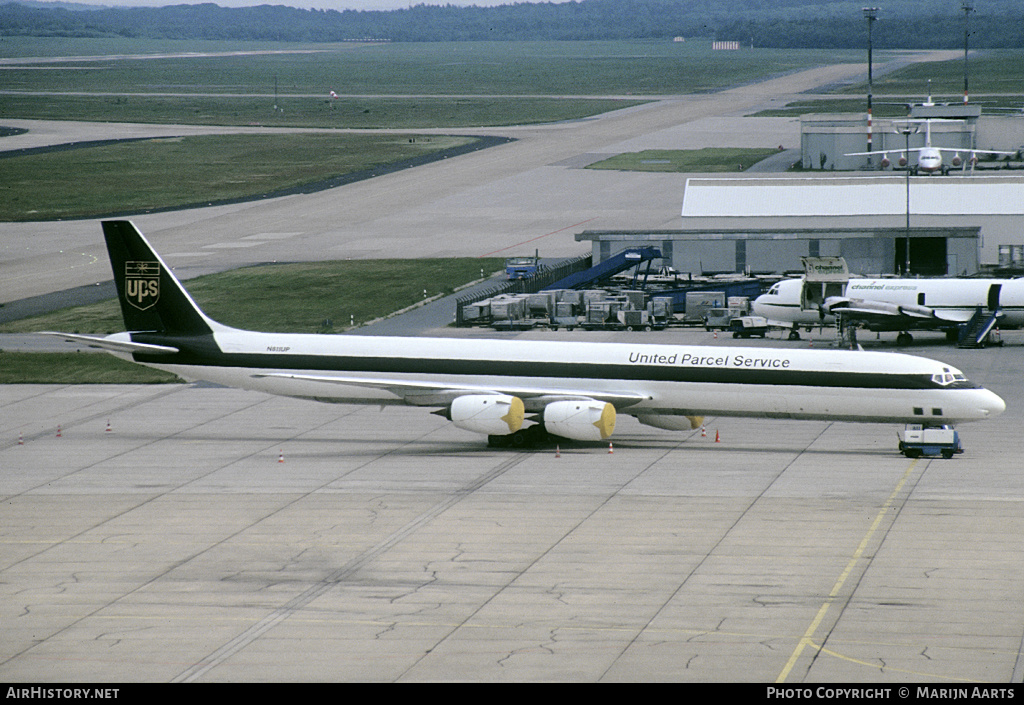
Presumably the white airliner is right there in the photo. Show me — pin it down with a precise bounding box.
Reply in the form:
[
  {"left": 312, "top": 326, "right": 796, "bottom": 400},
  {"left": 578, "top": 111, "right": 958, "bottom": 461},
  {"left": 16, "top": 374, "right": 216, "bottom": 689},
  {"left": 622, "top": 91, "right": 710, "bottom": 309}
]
[
  {"left": 847, "top": 118, "right": 1017, "bottom": 175},
  {"left": 753, "top": 276, "right": 1024, "bottom": 346},
  {"left": 49, "top": 222, "right": 1005, "bottom": 449}
]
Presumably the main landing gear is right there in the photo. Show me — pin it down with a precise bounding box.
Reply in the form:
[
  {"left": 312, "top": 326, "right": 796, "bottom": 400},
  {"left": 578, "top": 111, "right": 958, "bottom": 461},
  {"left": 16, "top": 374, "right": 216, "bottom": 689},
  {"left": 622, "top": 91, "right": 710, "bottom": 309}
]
[{"left": 488, "top": 425, "right": 565, "bottom": 448}]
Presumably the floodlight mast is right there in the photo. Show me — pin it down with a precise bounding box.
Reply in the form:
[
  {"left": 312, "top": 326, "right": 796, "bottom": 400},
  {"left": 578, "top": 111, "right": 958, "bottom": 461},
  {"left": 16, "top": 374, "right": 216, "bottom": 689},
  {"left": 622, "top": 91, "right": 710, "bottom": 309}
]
[
  {"left": 863, "top": 7, "right": 879, "bottom": 165},
  {"left": 962, "top": 0, "right": 973, "bottom": 104},
  {"left": 897, "top": 122, "right": 920, "bottom": 275}
]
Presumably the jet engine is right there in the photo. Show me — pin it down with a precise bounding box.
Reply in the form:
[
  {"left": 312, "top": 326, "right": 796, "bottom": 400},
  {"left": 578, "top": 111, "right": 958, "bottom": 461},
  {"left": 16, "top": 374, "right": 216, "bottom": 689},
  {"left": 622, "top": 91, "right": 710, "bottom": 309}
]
[
  {"left": 951, "top": 153, "right": 962, "bottom": 167},
  {"left": 449, "top": 394, "right": 524, "bottom": 436},
  {"left": 543, "top": 400, "right": 616, "bottom": 441},
  {"left": 636, "top": 415, "right": 704, "bottom": 431},
  {"left": 880, "top": 154, "right": 891, "bottom": 168}
]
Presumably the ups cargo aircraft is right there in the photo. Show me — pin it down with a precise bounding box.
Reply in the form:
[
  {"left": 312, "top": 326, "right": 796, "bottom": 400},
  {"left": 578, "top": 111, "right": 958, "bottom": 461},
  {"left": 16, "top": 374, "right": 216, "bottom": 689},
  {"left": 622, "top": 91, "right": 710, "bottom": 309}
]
[{"left": 49, "top": 221, "right": 1005, "bottom": 449}]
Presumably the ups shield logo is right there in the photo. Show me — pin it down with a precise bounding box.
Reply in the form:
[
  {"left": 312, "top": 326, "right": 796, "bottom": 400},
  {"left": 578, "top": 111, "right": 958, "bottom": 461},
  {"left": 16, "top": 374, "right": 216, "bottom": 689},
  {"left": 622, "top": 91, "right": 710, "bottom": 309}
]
[{"left": 125, "top": 261, "right": 160, "bottom": 310}]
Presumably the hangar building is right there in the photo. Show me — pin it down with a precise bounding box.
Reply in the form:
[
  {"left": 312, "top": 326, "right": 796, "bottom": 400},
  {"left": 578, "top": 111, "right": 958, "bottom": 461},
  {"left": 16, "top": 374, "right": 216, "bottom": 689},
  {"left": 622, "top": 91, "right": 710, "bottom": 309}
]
[
  {"left": 801, "top": 111, "right": 1024, "bottom": 172},
  {"left": 577, "top": 175, "right": 1024, "bottom": 277}
]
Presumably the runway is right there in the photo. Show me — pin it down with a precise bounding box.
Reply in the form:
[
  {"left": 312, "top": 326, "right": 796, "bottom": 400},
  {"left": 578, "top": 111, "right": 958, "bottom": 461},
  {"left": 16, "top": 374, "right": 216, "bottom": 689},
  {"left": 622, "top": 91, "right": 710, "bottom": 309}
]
[{"left": 4, "top": 48, "right": 1022, "bottom": 683}]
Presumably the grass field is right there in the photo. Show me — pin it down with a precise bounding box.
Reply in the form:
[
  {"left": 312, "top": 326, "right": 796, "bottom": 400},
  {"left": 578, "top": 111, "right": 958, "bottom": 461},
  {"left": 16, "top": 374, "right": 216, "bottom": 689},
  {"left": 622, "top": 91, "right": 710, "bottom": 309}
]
[
  {"left": 0, "top": 38, "right": 867, "bottom": 99},
  {"left": 755, "top": 50, "right": 1024, "bottom": 117},
  {"left": 749, "top": 50, "right": 1024, "bottom": 117},
  {"left": 835, "top": 50, "right": 1024, "bottom": 98},
  {"left": 1, "top": 133, "right": 476, "bottom": 221},
  {"left": 0, "top": 39, "right": 871, "bottom": 221},
  {"left": 0, "top": 93, "right": 645, "bottom": 130},
  {"left": 0, "top": 39, "right": 869, "bottom": 130}
]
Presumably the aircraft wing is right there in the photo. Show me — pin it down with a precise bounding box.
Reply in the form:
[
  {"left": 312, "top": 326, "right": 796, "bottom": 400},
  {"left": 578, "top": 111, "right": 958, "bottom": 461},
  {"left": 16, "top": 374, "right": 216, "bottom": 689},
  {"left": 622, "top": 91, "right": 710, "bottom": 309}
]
[
  {"left": 845, "top": 148, "right": 925, "bottom": 156},
  {"left": 934, "top": 147, "right": 1018, "bottom": 157},
  {"left": 824, "top": 298, "right": 973, "bottom": 325},
  {"left": 42, "top": 332, "right": 179, "bottom": 355},
  {"left": 847, "top": 148, "right": 1017, "bottom": 157},
  {"left": 252, "top": 372, "right": 649, "bottom": 409}
]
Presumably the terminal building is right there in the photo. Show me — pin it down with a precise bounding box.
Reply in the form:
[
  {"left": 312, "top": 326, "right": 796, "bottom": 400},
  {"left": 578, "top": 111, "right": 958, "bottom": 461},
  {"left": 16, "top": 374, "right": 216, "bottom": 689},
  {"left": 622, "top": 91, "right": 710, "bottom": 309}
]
[{"left": 578, "top": 175, "right": 1024, "bottom": 277}]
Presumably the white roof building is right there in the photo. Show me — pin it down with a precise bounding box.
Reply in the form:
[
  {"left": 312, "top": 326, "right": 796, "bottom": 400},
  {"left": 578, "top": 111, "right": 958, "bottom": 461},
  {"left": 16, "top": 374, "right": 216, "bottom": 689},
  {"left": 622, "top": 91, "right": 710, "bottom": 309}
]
[
  {"left": 676, "top": 175, "right": 1024, "bottom": 273},
  {"left": 579, "top": 175, "right": 1024, "bottom": 277},
  {"left": 681, "top": 176, "right": 1024, "bottom": 219}
]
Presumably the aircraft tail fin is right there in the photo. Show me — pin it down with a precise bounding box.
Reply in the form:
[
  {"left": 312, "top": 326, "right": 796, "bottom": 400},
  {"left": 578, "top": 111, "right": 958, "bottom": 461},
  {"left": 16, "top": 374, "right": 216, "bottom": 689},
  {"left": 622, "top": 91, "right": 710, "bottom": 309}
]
[{"left": 102, "top": 220, "right": 225, "bottom": 335}]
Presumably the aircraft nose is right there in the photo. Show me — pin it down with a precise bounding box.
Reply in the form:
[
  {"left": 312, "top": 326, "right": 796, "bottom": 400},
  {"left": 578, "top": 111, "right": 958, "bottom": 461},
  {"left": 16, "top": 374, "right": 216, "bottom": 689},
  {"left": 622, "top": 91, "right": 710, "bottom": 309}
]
[{"left": 979, "top": 389, "right": 1006, "bottom": 418}]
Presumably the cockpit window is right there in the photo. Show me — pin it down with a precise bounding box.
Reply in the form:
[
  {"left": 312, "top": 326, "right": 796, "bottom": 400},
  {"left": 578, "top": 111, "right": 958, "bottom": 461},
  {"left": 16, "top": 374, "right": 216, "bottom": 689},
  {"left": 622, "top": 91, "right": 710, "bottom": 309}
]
[
  {"left": 767, "top": 284, "right": 780, "bottom": 296},
  {"left": 931, "top": 369, "right": 970, "bottom": 387}
]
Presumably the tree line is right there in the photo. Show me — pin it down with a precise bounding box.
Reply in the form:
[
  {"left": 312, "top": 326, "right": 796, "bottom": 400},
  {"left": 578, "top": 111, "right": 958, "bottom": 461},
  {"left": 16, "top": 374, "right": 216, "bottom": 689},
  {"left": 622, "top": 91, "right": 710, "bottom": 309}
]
[{"left": 2, "top": 0, "right": 1023, "bottom": 48}]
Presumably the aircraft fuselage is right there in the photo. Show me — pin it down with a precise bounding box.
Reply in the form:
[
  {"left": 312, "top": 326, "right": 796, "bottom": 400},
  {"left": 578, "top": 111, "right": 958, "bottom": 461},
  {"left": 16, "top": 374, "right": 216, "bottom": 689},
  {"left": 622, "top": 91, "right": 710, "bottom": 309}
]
[{"left": 111, "top": 329, "right": 1005, "bottom": 426}]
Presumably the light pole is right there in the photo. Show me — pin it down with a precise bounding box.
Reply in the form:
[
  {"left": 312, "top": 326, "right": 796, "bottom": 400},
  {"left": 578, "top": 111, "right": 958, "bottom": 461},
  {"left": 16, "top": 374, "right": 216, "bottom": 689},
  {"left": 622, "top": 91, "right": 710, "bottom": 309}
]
[
  {"left": 962, "top": 0, "right": 973, "bottom": 104},
  {"left": 897, "top": 123, "right": 920, "bottom": 275},
  {"left": 863, "top": 8, "right": 879, "bottom": 166}
]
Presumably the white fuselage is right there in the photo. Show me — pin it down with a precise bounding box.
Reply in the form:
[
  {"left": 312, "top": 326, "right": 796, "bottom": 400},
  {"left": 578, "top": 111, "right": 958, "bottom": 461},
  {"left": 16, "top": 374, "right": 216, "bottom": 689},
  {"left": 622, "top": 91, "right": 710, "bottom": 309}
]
[
  {"left": 916, "top": 147, "right": 944, "bottom": 173},
  {"left": 753, "top": 279, "right": 831, "bottom": 327},
  {"left": 113, "top": 329, "right": 1006, "bottom": 426},
  {"left": 753, "top": 277, "right": 1024, "bottom": 330}
]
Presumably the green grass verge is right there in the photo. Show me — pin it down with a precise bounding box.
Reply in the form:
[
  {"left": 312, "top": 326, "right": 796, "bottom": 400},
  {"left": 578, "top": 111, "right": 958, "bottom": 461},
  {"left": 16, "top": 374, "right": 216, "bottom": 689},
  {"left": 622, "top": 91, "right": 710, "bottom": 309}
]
[
  {"left": 0, "top": 352, "right": 181, "bottom": 384},
  {"left": 187, "top": 258, "right": 507, "bottom": 333},
  {"left": 585, "top": 148, "right": 788, "bottom": 172},
  {"left": 750, "top": 98, "right": 918, "bottom": 118},
  {"left": 1, "top": 257, "right": 506, "bottom": 383},
  {"left": 1, "top": 133, "right": 475, "bottom": 222},
  {"left": 1, "top": 258, "right": 506, "bottom": 336},
  {"left": 752, "top": 95, "right": 1024, "bottom": 118},
  {"left": 0, "top": 93, "right": 645, "bottom": 130}
]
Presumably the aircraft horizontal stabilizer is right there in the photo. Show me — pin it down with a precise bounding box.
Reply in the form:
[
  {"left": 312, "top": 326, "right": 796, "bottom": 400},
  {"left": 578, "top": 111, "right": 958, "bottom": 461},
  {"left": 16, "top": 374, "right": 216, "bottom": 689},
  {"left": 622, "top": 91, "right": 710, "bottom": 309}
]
[{"left": 42, "top": 332, "right": 179, "bottom": 355}]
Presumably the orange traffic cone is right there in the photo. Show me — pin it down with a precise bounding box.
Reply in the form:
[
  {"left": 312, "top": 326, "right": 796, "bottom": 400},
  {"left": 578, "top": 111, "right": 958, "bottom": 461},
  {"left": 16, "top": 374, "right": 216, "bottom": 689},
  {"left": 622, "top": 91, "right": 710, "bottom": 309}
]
[
  {"left": 56, "top": 425, "right": 62, "bottom": 438},
  {"left": 105, "top": 420, "right": 112, "bottom": 433},
  {"left": 701, "top": 424, "right": 706, "bottom": 438},
  {"left": 278, "top": 450, "right": 284, "bottom": 463},
  {"left": 714, "top": 429, "right": 720, "bottom": 443},
  {"left": 608, "top": 442, "right": 614, "bottom": 454},
  {"left": 555, "top": 445, "right": 561, "bottom": 458},
  {"left": 18, "top": 432, "right": 24, "bottom": 445}
]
